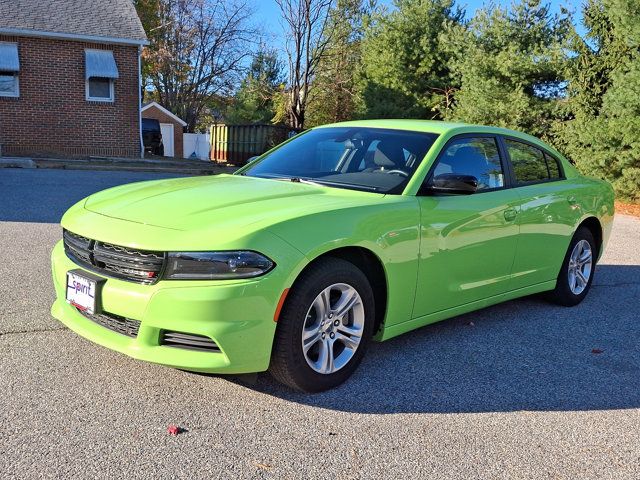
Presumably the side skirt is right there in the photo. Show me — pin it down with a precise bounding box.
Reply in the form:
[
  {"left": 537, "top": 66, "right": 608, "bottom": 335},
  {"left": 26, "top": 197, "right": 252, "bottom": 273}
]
[{"left": 378, "top": 280, "right": 557, "bottom": 341}]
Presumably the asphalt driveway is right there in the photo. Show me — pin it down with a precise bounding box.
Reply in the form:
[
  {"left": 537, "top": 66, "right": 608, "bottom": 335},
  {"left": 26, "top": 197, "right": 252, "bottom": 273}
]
[{"left": 1, "top": 168, "right": 639, "bottom": 479}]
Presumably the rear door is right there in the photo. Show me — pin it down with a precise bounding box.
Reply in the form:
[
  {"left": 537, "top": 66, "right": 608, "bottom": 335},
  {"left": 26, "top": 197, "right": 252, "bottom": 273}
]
[
  {"left": 502, "top": 137, "right": 580, "bottom": 288},
  {"left": 413, "top": 135, "right": 521, "bottom": 317}
]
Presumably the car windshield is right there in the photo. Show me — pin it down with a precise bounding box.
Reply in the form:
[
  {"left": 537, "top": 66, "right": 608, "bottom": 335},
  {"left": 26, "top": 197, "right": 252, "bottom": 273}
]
[{"left": 242, "top": 127, "right": 439, "bottom": 194}]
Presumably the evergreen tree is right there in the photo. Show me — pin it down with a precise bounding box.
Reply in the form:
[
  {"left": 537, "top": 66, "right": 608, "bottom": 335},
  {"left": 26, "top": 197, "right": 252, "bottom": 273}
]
[
  {"left": 225, "top": 49, "right": 284, "bottom": 124},
  {"left": 357, "top": 0, "right": 465, "bottom": 119},
  {"left": 555, "top": 0, "right": 640, "bottom": 201},
  {"left": 446, "top": 0, "right": 570, "bottom": 139}
]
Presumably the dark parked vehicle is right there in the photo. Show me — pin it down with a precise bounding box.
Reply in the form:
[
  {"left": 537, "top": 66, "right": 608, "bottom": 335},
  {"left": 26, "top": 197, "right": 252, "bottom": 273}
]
[{"left": 142, "top": 118, "right": 164, "bottom": 155}]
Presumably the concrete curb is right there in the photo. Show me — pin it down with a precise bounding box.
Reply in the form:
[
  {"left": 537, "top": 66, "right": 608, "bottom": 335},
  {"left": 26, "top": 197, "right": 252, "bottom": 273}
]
[
  {"left": 0, "top": 156, "right": 236, "bottom": 175},
  {"left": 0, "top": 157, "right": 36, "bottom": 168}
]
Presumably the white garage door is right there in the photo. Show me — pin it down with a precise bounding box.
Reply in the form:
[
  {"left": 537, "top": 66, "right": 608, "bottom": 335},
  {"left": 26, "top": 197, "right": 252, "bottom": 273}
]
[{"left": 160, "top": 123, "right": 174, "bottom": 157}]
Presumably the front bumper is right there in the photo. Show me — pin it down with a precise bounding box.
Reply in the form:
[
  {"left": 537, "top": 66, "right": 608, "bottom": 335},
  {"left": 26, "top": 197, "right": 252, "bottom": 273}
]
[{"left": 51, "top": 241, "right": 290, "bottom": 374}]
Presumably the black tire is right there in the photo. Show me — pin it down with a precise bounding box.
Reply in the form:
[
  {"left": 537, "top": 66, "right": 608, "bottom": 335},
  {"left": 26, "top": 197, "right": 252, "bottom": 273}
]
[
  {"left": 269, "top": 257, "right": 375, "bottom": 393},
  {"left": 547, "top": 227, "right": 597, "bottom": 306}
]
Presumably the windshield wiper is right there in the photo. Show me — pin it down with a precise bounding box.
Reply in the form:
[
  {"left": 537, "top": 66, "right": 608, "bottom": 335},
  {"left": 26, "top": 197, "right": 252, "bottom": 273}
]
[
  {"left": 257, "top": 174, "right": 380, "bottom": 192},
  {"left": 289, "top": 177, "right": 325, "bottom": 187},
  {"left": 271, "top": 176, "right": 324, "bottom": 187},
  {"left": 310, "top": 179, "right": 381, "bottom": 192}
]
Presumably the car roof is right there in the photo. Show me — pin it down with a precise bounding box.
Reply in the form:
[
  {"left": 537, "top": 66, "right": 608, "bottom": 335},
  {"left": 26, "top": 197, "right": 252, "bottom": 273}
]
[{"left": 316, "top": 119, "right": 545, "bottom": 145}]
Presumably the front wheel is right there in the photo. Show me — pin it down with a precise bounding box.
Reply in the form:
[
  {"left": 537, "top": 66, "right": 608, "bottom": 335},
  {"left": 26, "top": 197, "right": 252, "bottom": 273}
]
[
  {"left": 548, "top": 227, "right": 597, "bottom": 306},
  {"left": 269, "top": 258, "right": 375, "bottom": 392}
]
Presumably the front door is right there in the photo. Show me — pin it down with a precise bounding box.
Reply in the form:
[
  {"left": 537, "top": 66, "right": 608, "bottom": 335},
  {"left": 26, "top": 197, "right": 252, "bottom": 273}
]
[{"left": 413, "top": 135, "right": 521, "bottom": 317}]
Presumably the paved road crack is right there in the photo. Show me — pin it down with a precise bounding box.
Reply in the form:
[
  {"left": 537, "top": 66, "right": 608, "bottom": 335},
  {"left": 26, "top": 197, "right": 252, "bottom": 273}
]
[{"left": 0, "top": 326, "right": 67, "bottom": 337}]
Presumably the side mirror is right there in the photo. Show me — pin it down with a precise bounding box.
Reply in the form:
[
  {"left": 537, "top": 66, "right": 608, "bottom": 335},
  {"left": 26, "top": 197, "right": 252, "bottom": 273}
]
[{"left": 425, "top": 173, "right": 478, "bottom": 195}]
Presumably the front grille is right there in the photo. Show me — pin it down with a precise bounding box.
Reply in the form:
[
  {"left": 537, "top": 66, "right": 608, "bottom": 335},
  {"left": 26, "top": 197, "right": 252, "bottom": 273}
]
[
  {"left": 63, "top": 229, "right": 165, "bottom": 284},
  {"left": 78, "top": 309, "right": 141, "bottom": 338},
  {"left": 160, "top": 330, "right": 221, "bottom": 352},
  {"left": 64, "top": 231, "right": 92, "bottom": 264}
]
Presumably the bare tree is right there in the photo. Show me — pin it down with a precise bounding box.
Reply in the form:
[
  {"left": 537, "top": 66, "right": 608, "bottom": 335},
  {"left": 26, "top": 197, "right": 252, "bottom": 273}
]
[
  {"left": 143, "top": 0, "right": 255, "bottom": 131},
  {"left": 275, "top": 0, "right": 334, "bottom": 129}
]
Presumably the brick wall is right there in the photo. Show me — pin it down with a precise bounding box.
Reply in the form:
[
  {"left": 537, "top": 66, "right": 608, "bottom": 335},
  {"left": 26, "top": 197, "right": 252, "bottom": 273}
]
[
  {"left": 141, "top": 105, "right": 185, "bottom": 158},
  {"left": 0, "top": 35, "right": 141, "bottom": 158}
]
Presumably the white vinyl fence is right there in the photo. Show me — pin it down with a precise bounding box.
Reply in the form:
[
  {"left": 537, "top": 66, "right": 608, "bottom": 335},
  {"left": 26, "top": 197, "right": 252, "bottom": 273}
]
[{"left": 183, "top": 133, "right": 211, "bottom": 161}]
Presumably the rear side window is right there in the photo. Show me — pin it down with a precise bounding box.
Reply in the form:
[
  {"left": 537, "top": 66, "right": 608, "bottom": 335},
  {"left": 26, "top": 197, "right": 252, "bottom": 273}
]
[
  {"left": 545, "top": 153, "right": 562, "bottom": 179},
  {"left": 505, "top": 139, "right": 550, "bottom": 184}
]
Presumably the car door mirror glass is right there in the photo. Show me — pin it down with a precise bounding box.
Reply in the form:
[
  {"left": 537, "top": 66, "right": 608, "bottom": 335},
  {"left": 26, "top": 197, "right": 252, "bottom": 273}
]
[{"left": 427, "top": 173, "right": 478, "bottom": 195}]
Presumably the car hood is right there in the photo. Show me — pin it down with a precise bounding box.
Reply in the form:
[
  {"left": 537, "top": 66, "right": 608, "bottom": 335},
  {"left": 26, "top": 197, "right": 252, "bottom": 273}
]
[{"left": 83, "top": 174, "right": 383, "bottom": 232}]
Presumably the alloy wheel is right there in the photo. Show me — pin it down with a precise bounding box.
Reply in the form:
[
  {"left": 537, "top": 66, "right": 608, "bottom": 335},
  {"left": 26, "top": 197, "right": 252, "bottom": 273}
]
[
  {"left": 301, "top": 283, "right": 365, "bottom": 374},
  {"left": 568, "top": 239, "right": 593, "bottom": 295}
]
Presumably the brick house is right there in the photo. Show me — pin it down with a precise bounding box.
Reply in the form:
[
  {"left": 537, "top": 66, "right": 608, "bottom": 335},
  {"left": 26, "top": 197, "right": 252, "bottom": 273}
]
[
  {"left": 141, "top": 102, "right": 187, "bottom": 158},
  {"left": 0, "top": 0, "right": 147, "bottom": 158}
]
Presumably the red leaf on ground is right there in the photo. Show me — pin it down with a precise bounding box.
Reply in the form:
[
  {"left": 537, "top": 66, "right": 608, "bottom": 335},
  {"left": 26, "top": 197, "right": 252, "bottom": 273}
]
[
  {"left": 615, "top": 201, "right": 640, "bottom": 218},
  {"left": 591, "top": 349, "right": 604, "bottom": 354}
]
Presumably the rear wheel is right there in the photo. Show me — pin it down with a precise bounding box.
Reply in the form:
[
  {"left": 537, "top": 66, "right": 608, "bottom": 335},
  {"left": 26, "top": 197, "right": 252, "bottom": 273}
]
[
  {"left": 548, "top": 227, "right": 596, "bottom": 306},
  {"left": 269, "top": 258, "right": 375, "bottom": 392}
]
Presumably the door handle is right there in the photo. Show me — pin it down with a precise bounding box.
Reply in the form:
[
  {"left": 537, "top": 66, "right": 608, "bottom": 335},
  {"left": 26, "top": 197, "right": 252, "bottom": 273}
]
[
  {"left": 567, "top": 196, "right": 577, "bottom": 205},
  {"left": 504, "top": 208, "right": 518, "bottom": 222}
]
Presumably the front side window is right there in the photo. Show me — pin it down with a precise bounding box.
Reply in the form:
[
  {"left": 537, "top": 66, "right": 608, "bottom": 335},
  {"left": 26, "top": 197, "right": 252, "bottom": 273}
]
[
  {"left": 0, "top": 72, "right": 18, "bottom": 97},
  {"left": 243, "top": 127, "right": 438, "bottom": 194},
  {"left": 87, "top": 77, "right": 113, "bottom": 101},
  {"left": 506, "top": 139, "right": 550, "bottom": 184},
  {"left": 431, "top": 137, "right": 504, "bottom": 191}
]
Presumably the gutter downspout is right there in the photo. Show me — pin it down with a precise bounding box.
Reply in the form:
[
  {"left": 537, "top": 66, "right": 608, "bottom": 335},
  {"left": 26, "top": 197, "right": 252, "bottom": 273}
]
[{"left": 138, "top": 46, "right": 144, "bottom": 158}]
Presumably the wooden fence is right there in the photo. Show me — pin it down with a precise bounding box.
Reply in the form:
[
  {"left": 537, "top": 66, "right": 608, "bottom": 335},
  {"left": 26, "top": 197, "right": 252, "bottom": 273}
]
[{"left": 209, "top": 124, "right": 299, "bottom": 165}]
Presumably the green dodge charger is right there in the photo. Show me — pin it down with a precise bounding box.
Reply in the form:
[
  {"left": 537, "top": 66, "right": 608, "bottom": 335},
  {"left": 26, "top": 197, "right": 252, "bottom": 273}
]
[{"left": 51, "top": 120, "right": 614, "bottom": 392}]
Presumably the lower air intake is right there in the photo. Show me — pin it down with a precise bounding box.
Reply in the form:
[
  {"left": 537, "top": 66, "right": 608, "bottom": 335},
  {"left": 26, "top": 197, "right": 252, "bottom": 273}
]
[
  {"left": 78, "top": 309, "right": 140, "bottom": 338},
  {"left": 160, "top": 330, "right": 221, "bottom": 352}
]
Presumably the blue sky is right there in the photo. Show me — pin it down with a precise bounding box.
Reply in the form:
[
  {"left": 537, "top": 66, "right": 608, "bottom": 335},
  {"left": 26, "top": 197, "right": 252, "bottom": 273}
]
[{"left": 254, "top": 0, "right": 584, "bottom": 48}]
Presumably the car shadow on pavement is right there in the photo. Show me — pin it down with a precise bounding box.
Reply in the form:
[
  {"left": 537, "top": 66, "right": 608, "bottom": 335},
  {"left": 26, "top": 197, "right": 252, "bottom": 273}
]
[{"left": 232, "top": 264, "right": 640, "bottom": 414}]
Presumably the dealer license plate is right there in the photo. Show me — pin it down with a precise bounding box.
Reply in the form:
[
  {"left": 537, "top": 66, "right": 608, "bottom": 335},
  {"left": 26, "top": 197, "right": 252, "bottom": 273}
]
[{"left": 66, "top": 270, "right": 101, "bottom": 314}]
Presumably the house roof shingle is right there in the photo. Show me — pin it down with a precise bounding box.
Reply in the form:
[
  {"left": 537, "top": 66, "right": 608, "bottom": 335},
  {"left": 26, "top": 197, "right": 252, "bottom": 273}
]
[{"left": 0, "top": 0, "right": 147, "bottom": 45}]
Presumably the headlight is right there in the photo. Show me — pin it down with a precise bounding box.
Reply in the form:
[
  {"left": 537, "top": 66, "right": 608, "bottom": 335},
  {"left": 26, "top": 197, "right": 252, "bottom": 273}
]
[{"left": 164, "top": 251, "right": 275, "bottom": 280}]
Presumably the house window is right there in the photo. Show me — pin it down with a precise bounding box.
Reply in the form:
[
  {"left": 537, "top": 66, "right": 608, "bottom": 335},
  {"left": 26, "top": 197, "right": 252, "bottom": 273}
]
[
  {"left": 0, "top": 42, "right": 20, "bottom": 98},
  {"left": 87, "top": 77, "right": 114, "bottom": 101},
  {"left": 0, "top": 73, "right": 18, "bottom": 97},
  {"left": 84, "top": 49, "right": 118, "bottom": 102}
]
